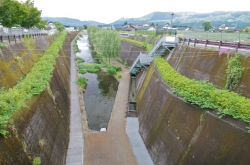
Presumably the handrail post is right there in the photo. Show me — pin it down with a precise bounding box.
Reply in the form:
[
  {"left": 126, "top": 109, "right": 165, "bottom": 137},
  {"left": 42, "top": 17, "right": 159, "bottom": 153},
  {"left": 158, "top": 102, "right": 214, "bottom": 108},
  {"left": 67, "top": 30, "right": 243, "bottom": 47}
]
[{"left": 236, "top": 42, "right": 240, "bottom": 52}]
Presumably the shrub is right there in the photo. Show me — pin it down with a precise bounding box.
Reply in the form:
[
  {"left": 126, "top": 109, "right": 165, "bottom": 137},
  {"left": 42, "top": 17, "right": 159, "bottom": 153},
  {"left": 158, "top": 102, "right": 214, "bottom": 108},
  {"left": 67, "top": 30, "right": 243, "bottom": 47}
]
[
  {"left": 32, "top": 157, "right": 41, "bottom": 165},
  {"left": 107, "top": 67, "right": 116, "bottom": 76},
  {"left": 96, "top": 54, "right": 102, "bottom": 60},
  {"left": 225, "top": 54, "right": 244, "bottom": 90},
  {"left": 87, "top": 68, "right": 100, "bottom": 73},
  {"left": 0, "top": 43, "right": 5, "bottom": 49},
  {"left": 79, "top": 69, "right": 87, "bottom": 74},
  {"left": 75, "top": 57, "right": 85, "bottom": 63},
  {"left": 73, "top": 37, "right": 79, "bottom": 53},
  {"left": 77, "top": 77, "right": 88, "bottom": 92}
]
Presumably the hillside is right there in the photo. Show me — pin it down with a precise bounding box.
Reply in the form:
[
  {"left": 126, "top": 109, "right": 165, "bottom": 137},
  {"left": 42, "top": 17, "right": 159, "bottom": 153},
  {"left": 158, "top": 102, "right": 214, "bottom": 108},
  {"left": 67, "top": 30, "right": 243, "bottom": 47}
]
[
  {"left": 113, "top": 11, "right": 250, "bottom": 28},
  {"left": 42, "top": 17, "right": 103, "bottom": 26}
]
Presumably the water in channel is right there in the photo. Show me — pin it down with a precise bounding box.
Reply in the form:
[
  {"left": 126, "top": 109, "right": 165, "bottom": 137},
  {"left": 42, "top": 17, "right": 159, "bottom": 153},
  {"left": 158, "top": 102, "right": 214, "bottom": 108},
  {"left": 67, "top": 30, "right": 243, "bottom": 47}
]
[{"left": 76, "top": 35, "right": 118, "bottom": 131}]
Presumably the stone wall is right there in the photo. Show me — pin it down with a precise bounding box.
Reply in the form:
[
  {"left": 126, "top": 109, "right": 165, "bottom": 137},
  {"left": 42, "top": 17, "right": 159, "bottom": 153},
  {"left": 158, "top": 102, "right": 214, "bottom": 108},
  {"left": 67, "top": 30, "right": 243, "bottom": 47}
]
[{"left": 0, "top": 32, "right": 78, "bottom": 164}]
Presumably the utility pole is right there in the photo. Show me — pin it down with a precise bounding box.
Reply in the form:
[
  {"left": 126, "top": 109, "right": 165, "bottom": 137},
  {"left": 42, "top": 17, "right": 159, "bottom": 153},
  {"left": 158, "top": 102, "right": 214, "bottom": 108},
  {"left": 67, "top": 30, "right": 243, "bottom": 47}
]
[{"left": 170, "top": 13, "right": 174, "bottom": 28}]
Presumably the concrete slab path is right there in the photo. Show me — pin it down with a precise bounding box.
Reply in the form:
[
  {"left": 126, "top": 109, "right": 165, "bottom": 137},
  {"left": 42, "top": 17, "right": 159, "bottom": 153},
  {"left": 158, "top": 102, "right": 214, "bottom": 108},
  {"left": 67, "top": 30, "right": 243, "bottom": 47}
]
[
  {"left": 65, "top": 37, "right": 84, "bottom": 165},
  {"left": 84, "top": 61, "right": 137, "bottom": 165},
  {"left": 126, "top": 117, "right": 154, "bottom": 165}
]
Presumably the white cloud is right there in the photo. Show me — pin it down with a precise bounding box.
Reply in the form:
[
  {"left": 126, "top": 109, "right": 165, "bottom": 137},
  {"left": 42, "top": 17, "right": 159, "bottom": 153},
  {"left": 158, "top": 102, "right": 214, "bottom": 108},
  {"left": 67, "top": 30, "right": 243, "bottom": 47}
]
[{"left": 27, "top": 0, "right": 250, "bottom": 24}]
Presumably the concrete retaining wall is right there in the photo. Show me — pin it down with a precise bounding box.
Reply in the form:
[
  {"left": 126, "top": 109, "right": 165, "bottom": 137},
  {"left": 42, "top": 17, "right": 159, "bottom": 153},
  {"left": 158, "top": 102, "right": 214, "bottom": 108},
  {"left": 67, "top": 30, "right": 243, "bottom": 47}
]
[
  {"left": 137, "top": 52, "right": 250, "bottom": 165},
  {"left": 0, "top": 33, "right": 78, "bottom": 164}
]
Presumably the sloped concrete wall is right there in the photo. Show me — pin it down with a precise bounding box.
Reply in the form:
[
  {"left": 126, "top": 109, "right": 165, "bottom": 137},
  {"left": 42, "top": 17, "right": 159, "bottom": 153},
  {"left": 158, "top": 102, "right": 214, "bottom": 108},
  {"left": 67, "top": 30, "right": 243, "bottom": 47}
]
[
  {"left": 0, "top": 37, "right": 54, "bottom": 89},
  {"left": 137, "top": 63, "right": 250, "bottom": 165},
  {"left": 168, "top": 44, "right": 250, "bottom": 98},
  {"left": 0, "top": 33, "right": 78, "bottom": 165},
  {"left": 120, "top": 41, "right": 144, "bottom": 66}
]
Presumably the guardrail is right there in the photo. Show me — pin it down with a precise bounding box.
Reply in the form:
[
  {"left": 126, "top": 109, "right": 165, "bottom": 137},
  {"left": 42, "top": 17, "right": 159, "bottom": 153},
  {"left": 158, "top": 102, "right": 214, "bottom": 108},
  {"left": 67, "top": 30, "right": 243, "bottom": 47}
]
[
  {"left": 182, "top": 38, "right": 250, "bottom": 52},
  {"left": 0, "top": 33, "right": 48, "bottom": 43}
]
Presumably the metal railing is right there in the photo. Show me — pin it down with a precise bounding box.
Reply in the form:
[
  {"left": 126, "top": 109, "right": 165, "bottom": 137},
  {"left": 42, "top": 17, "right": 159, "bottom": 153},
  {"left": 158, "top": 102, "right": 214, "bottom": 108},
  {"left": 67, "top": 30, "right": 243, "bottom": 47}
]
[
  {"left": 182, "top": 38, "right": 250, "bottom": 52},
  {"left": 0, "top": 27, "right": 50, "bottom": 35},
  {"left": 178, "top": 30, "right": 250, "bottom": 43},
  {"left": 156, "top": 30, "right": 250, "bottom": 43},
  {"left": 0, "top": 27, "right": 57, "bottom": 43}
]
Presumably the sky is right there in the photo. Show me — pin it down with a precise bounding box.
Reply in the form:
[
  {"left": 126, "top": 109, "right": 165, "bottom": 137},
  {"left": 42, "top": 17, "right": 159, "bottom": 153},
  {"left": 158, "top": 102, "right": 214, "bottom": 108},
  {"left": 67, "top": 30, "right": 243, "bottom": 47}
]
[{"left": 28, "top": 0, "right": 250, "bottom": 24}]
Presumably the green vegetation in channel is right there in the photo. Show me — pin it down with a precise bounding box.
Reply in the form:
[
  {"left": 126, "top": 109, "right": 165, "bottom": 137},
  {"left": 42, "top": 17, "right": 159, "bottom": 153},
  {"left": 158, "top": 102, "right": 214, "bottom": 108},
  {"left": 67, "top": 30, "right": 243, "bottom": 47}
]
[
  {"left": 77, "top": 77, "right": 88, "bottom": 92},
  {"left": 73, "top": 37, "right": 80, "bottom": 53},
  {"left": 78, "top": 63, "right": 121, "bottom": 76},
  {"left": 32, "top": 157, "right": 41, "bottom": 165},
  {"left": 154, "top": 57, "right": 250, "bottom": 132},
  {"left": 75, "top": 57, "right": 85, "bottom": 63},
  {"left": 0, "top": 32, "right": 67, "bottom": 136}
]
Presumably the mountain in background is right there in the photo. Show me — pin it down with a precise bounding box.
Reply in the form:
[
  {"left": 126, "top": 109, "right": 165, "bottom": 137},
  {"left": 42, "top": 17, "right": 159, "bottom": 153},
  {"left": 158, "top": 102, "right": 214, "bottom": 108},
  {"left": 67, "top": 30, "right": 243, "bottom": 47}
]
[
  {"left": 112, "top": 11, "right": 250, "bottom": 28},
  {"left": 42, "top": 17, "right": 103, "bottom": 26}
]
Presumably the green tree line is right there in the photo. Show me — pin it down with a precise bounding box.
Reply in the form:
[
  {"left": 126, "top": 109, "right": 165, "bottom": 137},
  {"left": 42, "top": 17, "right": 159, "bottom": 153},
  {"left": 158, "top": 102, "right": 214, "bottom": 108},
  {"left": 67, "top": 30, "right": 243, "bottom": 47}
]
[
  {"left": 0, "top": 0, "right": 46, "bottom": 29},
  {"left": 88, "top": 26, "right": 121, "bottom": 63}
]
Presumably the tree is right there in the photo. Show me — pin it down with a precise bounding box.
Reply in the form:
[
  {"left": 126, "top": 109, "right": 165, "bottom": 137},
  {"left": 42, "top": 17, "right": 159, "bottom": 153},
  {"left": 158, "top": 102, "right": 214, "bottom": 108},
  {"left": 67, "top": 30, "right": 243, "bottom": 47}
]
[
  {"left": 36, "top": 19, "right": 48, "bottom": 29},
  {"left": 244, "top": 27, "right": 250, "bottom": 33},
  {"left": 95, "top": 29, "right": 121, "bottom": 64},
  {"left": 20, "top": 0, "right": 42, "bottom": 29},
  {"left": 150, "top": 23, "right": 155, "bottom": 26},
  {"left": 202, "top": 22, "right": 212, "bottom": 31},
  {"left": 84, "top": 25, "right": 88, "bottom": 29},
  {"left": 0, "top": 0, "right": 27, "bottom": 27},
  {"left": 54, "top": 21, "right": 65, "bottom": 31},
  {"left": 123, "top": 21, "right": 127, "bottom": 25}
]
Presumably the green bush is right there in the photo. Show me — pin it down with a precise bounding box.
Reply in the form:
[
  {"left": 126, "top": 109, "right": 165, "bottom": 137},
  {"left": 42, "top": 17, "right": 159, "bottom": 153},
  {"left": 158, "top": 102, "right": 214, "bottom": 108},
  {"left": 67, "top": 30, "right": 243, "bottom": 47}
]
[
  {"left": 96, "top": 54, "right": 102, "bottom": 60},
  {"left": 107, "top": 67, "right": 116, "bottom": 76},
  {"left": 79, "top": 69, "right": 87, "bottom": 74},
  {"left": 75, "top": 57, "right": 85, "bottom": 63},
  {"left": 87, "top": 68, "right": 100, "bottom": 73},
  {"left": 0, "top": 43, "right": 5, "bottom": 49},
  {"left": 154, "top": 57, "right": 250, "bottom": 132},
  {"left": 73, "top": 37, "right": 79, "bottom": 53},
  {"left": 225, "top": 54, "right": 244, "bottom": 90},
  {"left": 32, "top": 157, "right": 41, "bottom": 165},
  {"left": 77, "top": 77, "right": 88, "bottom": 92}
]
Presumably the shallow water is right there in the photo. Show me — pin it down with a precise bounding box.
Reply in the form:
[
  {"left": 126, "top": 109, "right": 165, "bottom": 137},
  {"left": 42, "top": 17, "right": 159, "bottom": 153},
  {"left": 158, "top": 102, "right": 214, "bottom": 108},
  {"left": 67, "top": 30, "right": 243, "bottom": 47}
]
[{"left": 77, "top": 35, "right": 118, "bottom": 131}]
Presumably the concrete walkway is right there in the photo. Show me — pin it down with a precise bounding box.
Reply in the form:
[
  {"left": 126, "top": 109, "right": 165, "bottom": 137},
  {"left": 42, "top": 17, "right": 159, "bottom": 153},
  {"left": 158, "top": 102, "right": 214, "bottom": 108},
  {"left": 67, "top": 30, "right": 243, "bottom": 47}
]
[
  {"left": 84, "top": 62, "right": 137, "bottom": 165},
  {"left": 65, "top": 38, "right": 84, "bottom": 165},
  {"left": 126, "top": 117, "right": 154, "bottom": 165}
]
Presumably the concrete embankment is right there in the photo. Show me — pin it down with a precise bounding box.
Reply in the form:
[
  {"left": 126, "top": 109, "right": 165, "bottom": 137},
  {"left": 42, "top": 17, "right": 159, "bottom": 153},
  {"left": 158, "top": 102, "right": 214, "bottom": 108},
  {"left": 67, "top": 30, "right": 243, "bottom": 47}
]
[
  {"left": 136, "top": 46, "right": 250, "bottom": 165},
  {"left": 0, "top": 32, "right": 78, "bottom": 164}
]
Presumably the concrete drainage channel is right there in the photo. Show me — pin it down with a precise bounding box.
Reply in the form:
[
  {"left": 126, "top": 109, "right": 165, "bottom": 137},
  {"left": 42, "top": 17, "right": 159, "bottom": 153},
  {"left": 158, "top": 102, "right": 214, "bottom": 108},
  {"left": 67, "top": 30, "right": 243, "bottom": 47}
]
[{"left": 126, "top": 77, "right": 154, "bottom": 165}]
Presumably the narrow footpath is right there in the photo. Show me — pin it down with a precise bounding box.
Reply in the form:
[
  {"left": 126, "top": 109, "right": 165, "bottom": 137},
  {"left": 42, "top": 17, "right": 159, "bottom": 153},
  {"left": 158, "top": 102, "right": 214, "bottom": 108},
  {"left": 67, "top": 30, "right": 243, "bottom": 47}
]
[
  {"left": 65, "top": 37, "right": 84, "bottom": 165},
  {"left": 84, "top": 61, "right": 137, "bottom": 165}
]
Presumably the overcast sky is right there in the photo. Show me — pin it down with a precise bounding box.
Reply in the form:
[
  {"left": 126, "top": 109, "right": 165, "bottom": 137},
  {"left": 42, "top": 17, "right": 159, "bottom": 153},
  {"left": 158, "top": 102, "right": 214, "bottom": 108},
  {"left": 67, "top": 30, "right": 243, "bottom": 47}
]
[{"left": 30, "top": 0, "right": 249, "bottom": 24}]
